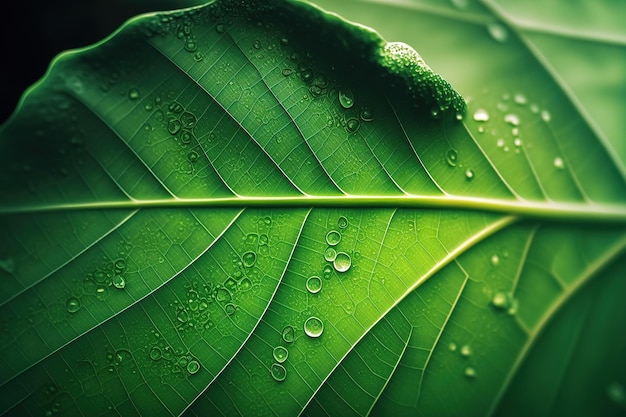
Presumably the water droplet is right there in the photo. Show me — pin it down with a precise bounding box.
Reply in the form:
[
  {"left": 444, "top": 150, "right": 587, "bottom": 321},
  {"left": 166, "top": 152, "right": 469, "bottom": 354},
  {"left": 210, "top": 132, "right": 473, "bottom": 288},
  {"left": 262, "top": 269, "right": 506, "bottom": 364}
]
[
  {"left": 304, "top": 316, "right": 324, "bottom": 338},
  {"left": 225, "top": 303, "right": 237, "bottom": 316},
  {"left": 497, "top": 138, "right": 505, "bottom": 148},
  {"left": 128, "top": 88, "right": 140, "bottom": 100},
  {"left": 491, "top": 291, "right": 518, "bottom": 315},
  {"left": 270, "top": 363, "right": 287, "bottom": 382},
  {"left": 253, "top": 39, "right": 262, "bottom": 49},
  {"left": 514, "top": 138, "right": 522, "bottom": 147},
  {"left": 282, "top": 325, "right": 295, "bottom": 343},
  {"left": 473, "top": 108, "right": 489, "bottom": 122},
  {"left": 273, "top": 346, "right": 288, "bottom": 363},
  {"left": 322, "top": 265, "right": 333, "bottom": 280},
  {"left": 460, "top": 344, "right": 472, "bottom": 357},
  {"left": 487, "top": 22, "right": 508, "bottom": 42},
  {"left": 465, "top": 169, "right": 474, "bottom": 180},
  {"left": 194, "top": 52, "right": 203, "bottom": 62},
  {"left": 306, "top": 276, "right": 323, "bottom": 294},
  {"left": 280, "top": 37, "right": 289, "bottom": 46},
  {"left": 215, "top": 23, "right": 225, "bottom": 34},
  {"left": 224, "top": 277, "right": 237, "bottom": 292},
  {"left": 112, "top": 275, "right": 126, "bottom": 289},
  {"left": 242, "top": 251, "right": 257, "bottom": 268},
  {"left": 553, "top": 157, "right": 564, "bottom": 170},
  {"left": 333, "top": 252, "right": 351, "bottom": 273},
  {"left": 541, "top": 109, "right": 551, "bottom": 122},
  {"left": 325, "top": 230, "right": 341, "bottom": 246},
  {"left": 490, "top": 254, "right": 500, "bottom": 266},
  {"left": 259, "top": 234, "right": 269, "bottom": 245},
  {"left": 184, "top": 39, "right": 197, "bottom": 52},
  {"left": 238, "top": 278, "right": 252, "bottom": 291},
  {"left": 187, "top": 151, "right": 199, "bottom": 162},
  {"left": 282, "top": 68, "right": 294, "bottom": 77},
  {"left": 345, "top": 118, "right": 360, "bottom": 133},
  {"left": 324, "top": 247, "right": 337, "bottom": 262},
  {"left": 464, "top": 367, "right": 477, "bottom": 378},
  {"left": 216, "top": 288, "right": 231, "bottom": 303},
  {"left": 504, "top": 113, "right": 520, "bottom": 126},
  {"left": 514, "top": 94, "right": 527, "bottom": 105},
  {"left": 187, "top": 359, "right": 200, "bottom": 374},
  {"left": 177, "top": 309, "right": 189, "bottom": 323},
  {"left": 149, "top": 346, "right": 162, "bottom": 360},
  {"left": 337, "top": 216, "right": 348, "bottom": 229},
  {"left": 168, "top": 119, "right": 182, "bottom": 135},
  {"left": 300, "top": 69, "right": 314, "bottom": 83},
  {"left": 446, "top": 149, "right": 458, "bottom": 167},
  {"left": 448, "top": 342, "right": 457, "bottom": 352},
  {"left": 338, "top": 89, "right": 354, "bottom": 109},
  {"left": 96, "top": 285, "right": 108, "bottom": 300},
  {"left": 65, "top": 297, "right": 81, "bottom": 313},
  {"left": 360, "top": 110, "right": 374, "bottom": 122},
  {"left": 180, "top": 112, "right": 197, "bottom": 129}
]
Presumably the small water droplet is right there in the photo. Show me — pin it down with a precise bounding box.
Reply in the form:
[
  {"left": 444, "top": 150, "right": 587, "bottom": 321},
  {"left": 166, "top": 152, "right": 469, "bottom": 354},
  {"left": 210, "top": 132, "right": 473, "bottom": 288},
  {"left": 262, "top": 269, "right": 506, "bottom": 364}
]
[
  {"left": 187, "top": 359, "right": 200, "bottom": 374},
  {"left": 514, "top": 94, "right": 527, "bottom": 105},
  {"left": 497, "top": 138, "right": 505, "bottom": 148},
  {"left": 541, "top": 109, "right": 551, "bottom": 122},
  {"left": 490, "top": 254, "right": 500, "bottom": 266},
  {"left": 281, "top": 68, "right": 294, "bottom": 77},
  {"left": 216, "top": 288, "right": 231, "bottom": 303},
  {"left": 180, "top": 112, "right": 197, "bottom": 129},
  {"left": 333, "top": 252, "right": 351, "bottom": 273},
  {"left": 253, "top": 39, "right": 262, "bottom": 49},
  {"left": 448, "top": 342, "right": 457, "bottom": 352},
  {"left": 306, "top": 276, "right": 323, "bottom": 294},
  {"left": 325, "top": 230, "right": 341, "bottom": 246},
  {"left": 128, "top": 88, "right": 140, "bottom": 100},
  {"left": 187, "top": 151, "right": 199, "bottom": 162},
  {"left": 360, "top": 110, "right": 374, "bottom": 122},
  {"left": 184, "top": 39, "right": 197, "bottom": 52},
  {"left": 280, "top": 37, "right": 289, "bottom": 46},
  {"left": 215, "top": 23, "right": 225, "bottom": 34},
  {"left": 282, "top": 325, "right": 295, "bottom": 343},
  {"left": 504, "top": 113, "right": 520, "bottom": 126},
  {"left": 242, "top": 251, "right": 257, "bottom": 268},
  {"left": 553, "top": 157, "right": 564, "bottom": 170},
  {"left": 304, "top": 316, "right": 324, "bottom": 338},
  {"left": 446, "top": 149, "right": 458, "bottom": 167},
  {"left": 273, "top": 346, "right": 288, "bottom": 363},
  {"left": 225, "top": 303, "right": 237, "bottom": 316},
  {"left": 238, "top": 278, "right": 252, "bottom": 291},
  {"left": 338, "top": 89, "right": 354, "bottom": 109},
  {"left": 324, "top": 247, "right": 337, "bottom": 262},
  {"left": 460, "top": 344, "right": 472, "bottom": 357},
  {"left": 322, "top": 264, "right": 333, "bottom": 280},
  {"left": 65, "top": 297, "right": 81, "bottom": 313},
  {"left": 514, "top": 138, "right": 522, "bottom": 147},
  {"left": 464, "top": 367, "right": 477, "bottom": 378},
  {"left": 168, "top": 119, "right": 182, "bottom": 135},
  {"left": 270, "top": 363, "right": 287, "bottom": 382},
  {"left": 487, "top": 22, "right": 508, "bottom": 42},
  {"left": 177, "top": 309, "right": 189, "bottom": 323},
  {"left": 337, "top": 216, "right": 348, "bottom": 229},
  {"left": 491, "top": 291, "right": 518, "bottom": 314},
  {"left": 473, "top": 108, "right": 489, "bottom": 122},
  {"left": 300, "top": 69, "right": 314, "bottom": 83},
  {"left": 345, "top": 118, "right": 360, "bottom": 133},
  {"left": 149, "top": 346, "right": 162, "bottom": 360},
  {"left": 465, "top": 169, "right": 474, "bottom": 180},
  {"left": 112, "top": 275, "right": 126, "bottom": 289}
]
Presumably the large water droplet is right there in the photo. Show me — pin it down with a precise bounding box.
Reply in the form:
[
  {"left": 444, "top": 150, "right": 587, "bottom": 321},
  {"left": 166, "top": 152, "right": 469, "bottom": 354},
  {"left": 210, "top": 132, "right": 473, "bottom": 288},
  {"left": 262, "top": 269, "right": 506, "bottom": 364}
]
[
  {"left": 324, "top": 247, "right": 337, "bottom": 262},
  {"left": 306, "top": 276, "right": 323, "bottom": 294},
  {"left": 149, "top": 346, "right": 162, "bottom": 360},
  {"left": 304, "top": 316, "right": 324, "bottom": 338},
  {"left": 112, "top": 275, "right": 126, "bottom": 289},
  {"left": 187, "top": 359, "right": 201, "bottom": 374},
  {"left": 504, "top": 113, "right": 520, "bottom": 126},
  {"left": 282, "top": 325, "right": 295, "bottom": 343},
  {"left": 333, "top": 252, "right": 351, "bottom": 273},
  {"left": 473, "top": 108, "right": 489, "bottom": 122},
  {"left": 460, "top": 344, "right": 472, "bottom": 357},
  {"left": 325, "top": 230, "right": 341, "bottom": 246},
  {"left": 487, "top": 22, "right": 508, "bottom": 42},
  {"left": 273, "top": 346, "right": 288, "bottom": 363},
  {"left": 65, "top": 297, "right": 81, "bottom": 313},
  {"left": 446, "top": 149, "right": 458, "bottom": 167},
  {"left": 338, "top": 89, "right": 354, "bottom": 109},
  {"left": 270, "top": 363, "right": 287, "bottom": 382},
  {"left": 553, "top": 157, "right": 564, "bottom": 170},
  {"left": 337, "top": 216, "right": 349, "bottom": 229},
  {"left": 242, "top": 251, "right": 257, "bottom": 268}
]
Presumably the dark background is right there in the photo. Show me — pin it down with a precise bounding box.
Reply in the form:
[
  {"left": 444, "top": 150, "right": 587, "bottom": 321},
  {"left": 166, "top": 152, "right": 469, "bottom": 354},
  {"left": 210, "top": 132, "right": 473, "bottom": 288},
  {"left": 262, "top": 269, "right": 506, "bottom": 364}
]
[{"left": 1, "top": 1, "right": 200, "bottom": 124}]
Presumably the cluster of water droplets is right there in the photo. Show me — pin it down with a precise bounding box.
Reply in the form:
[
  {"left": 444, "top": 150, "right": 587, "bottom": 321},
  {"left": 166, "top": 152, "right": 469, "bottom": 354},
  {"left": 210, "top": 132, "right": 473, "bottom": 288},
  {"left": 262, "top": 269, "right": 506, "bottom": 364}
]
[
  {"left": 146, "top": 330, "right": 202, "bottom": 377},
  {"left": 448, "top": 341, "right": 477, "bottom": 379}
]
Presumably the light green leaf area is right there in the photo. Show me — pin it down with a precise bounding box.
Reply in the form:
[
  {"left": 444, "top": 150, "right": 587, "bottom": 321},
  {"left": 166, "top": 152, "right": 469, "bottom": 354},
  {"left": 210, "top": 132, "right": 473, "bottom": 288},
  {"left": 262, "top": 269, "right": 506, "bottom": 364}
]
[{"left": 0, "top": 0, "right": 625, "bottom": 416}]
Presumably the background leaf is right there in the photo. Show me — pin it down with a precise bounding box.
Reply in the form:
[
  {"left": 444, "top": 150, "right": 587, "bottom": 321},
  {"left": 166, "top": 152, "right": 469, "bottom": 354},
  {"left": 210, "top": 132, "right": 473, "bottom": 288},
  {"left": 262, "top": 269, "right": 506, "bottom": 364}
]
[{"left": 1, "top": 0, "right": 625, "bottom": 416}]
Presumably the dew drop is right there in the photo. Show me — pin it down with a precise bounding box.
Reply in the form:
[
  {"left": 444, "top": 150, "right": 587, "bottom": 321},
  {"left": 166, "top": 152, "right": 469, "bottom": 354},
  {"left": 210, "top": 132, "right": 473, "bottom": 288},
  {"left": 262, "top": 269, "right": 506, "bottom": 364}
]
[
  {"left": 337, "top": 216, "right": 348, "bottom": 229},
  {"left": 112, "top": 275, "right": 126, "bottom": 289},
  {"left": 553, "top": 157, "right": 564, "bottom": 170},
  {"left": 487, "top": 22, "right": 508, "bottom": 42},
  {"left": 541, "top": 109, "right": 551, "bottom": 122},
  {"left": 491, "top": 291, "right": 517, "bottom": 313},
  {"left": 187, "top": 360, "right": 201, "bottom": 374},
  {"left": 177, "top": 309, "right": 189, "bottom": 323},
  {"left": 514, "top": 94, "right": 527, "bottom": 105},
  {"left": 187, "top": 151, "right": 199, "bottom": 162},
  {"left": 338, "top": 89, "right": 354, "bottom": 109},
  {"left": 245, "top": 233, "right": 258, "bottom": 245},
  {"left": 184, "top": 39, "right": 197, "bottom": 52},
  {"left": 65, "top": 297, "right": 81, "bottom": 313},
  {"left": 128, "top": 88, "right": 140, "bottom": 100},
  {"left": 225, "top": 303, "right": 237, "bottom": 316},
  {"left": 322, "top": 265, "right": 333, "bottom": 280},
  {"left": 333, "top": 252, "right": 351, "bottom": 273},
  {"left": 215, "top": 23, "right": 225, "bottom": 34},
  {"left": 448, "top": 342, "right": 457, "bottom": 352},
  {"left": 504, "top": 113, "right": 520, "bottom": 126},
  {"left": 304, "top": 316, "right": 324, "bottom": 338},
  {"left": 282, "top": 325, "right": 295, "bottom": 343},
  {"left": 280, "top": 37, "right": 289, "bottom": 46},
  {"left": 300, "top": 69, "right": 314, "bottom": 83},
  {"left": 514, "top": 138, "right": 522, "bottom": 147},
  {"left": 253, "top": 39, "right": 262, "bottom": 50},
  {"left": 168, "top": 119, "right": 182, "bottom": 135},
  {"left": 460, "top": 344, "right": 472, "bottom": 357},
  {"left": 465, "top": 169, "right": 474, "bottom": 180},
  {"left": 464, "top": 367, "right": 477, "bottom": 378},
  {"left": 169, "top": 102, "right": 184, "bottom": 114},
  {"left": 490, "top": 254, "right": 500, "bottom": 266},
  {"left": 473, "top": 108, "right": 489, "bottom": 122},
  {"left": 215, "top": 288, "right": 232, "bottom": 303},
  {"left": 238, "top": 278, "right": 252, "bottom": 291},
  {"left": 270, "top": 363, "right": 287, "bottom": 382},
  {"left": 180, "top": 112, "right": 197, "bottom": 129},
  {"left": 273, "top": 346, "right": 289, "bottom": 363},
  {"left": 114, "top": 258, "right": 126, "bottom": 271},
  {"left": 345, "top": 118, "right": 360, "bottom": 133},
  {"left": 446, "top": 149, "right": 458, "bottom": 167},
  {"left": 149, "top": 346, "right": 162, "bottom": 360},
  {"left": 497, "top": 138, "right": 505, "bottom": 148},
  {"left": 325, "top": 230, "right": 341, "bottom": 246},
  {"left": 360, "top": 110, "right": 374, "bottom": 122},
  {"left": 306, "top": 276, "right": 323, "bottom": 294},
  {"left": 324, "top": 247, "right": 337, "bottom": 262},
  {"left": 242, "top": 251, "right": 257, "bottom": 268}
]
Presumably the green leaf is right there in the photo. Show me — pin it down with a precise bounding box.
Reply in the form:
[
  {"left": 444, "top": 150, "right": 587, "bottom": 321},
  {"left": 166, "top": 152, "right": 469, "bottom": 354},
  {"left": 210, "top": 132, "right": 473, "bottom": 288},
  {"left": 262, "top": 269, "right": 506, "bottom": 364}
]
[{"left": 1, "top": 0, "right": 625, "bottom": 416}]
